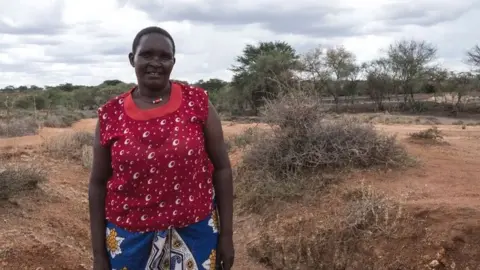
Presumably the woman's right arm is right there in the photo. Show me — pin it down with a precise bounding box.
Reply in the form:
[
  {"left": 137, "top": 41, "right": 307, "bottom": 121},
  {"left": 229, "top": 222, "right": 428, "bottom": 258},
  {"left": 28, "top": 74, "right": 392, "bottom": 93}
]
[{"left": 88, "top": 120, "right": 112, "bottom": 264}]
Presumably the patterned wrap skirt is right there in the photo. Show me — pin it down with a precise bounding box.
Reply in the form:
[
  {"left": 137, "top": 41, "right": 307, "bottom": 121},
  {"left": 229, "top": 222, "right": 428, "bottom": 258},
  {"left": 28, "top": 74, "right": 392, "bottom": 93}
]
[{"left": 105, "top": 209, "right": 220, "bottom": 270}]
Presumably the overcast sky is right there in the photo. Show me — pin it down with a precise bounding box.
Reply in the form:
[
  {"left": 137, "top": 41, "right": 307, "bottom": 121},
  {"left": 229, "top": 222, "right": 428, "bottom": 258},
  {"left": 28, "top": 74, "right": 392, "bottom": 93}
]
[{"left": 0, "top": 0, "right": 479, "bottom": 88}]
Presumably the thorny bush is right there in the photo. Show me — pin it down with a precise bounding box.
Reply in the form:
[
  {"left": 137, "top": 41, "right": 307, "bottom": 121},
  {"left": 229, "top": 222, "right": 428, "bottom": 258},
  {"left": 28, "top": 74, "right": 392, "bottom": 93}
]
[{"left": 236, "top": 92, "right": 410, "bottom": 212}]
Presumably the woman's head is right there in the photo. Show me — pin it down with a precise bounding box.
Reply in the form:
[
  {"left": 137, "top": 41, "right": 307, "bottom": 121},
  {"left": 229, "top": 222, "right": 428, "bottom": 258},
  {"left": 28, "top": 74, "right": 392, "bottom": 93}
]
[{"left": 129, "top": 26, "right": 176, "bottom": 90}]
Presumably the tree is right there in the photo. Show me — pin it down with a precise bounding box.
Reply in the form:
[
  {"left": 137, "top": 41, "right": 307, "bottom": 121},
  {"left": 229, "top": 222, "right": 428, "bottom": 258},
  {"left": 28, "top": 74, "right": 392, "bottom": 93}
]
[
  {"left": 422, "top": 67, "right": 449, "bottom": 102},
  {"left": 194, "top": 78, "right": 229, "bottom": 107},
  {"left": 446, "top": 71, "right": 478, "bottom": 110},
  {"left": 301, "top": 46, "right": 329, "bottom": 95},
  {"left": 194, "top": 78, "right": 228, "bottom": 93},
  {"left": 324, "top": 46, "right": 359, "bottom": 108},
  {"left": 387, "top": 39, "right": 437, "bottom": 104},
  {"left": 102, "top": 80, "right": 124, "bottom": 86},
  {"left": 466, "top": 45, "right": 480, "bottom": 70},
  {"left": 230, "top": 41, "right": 300, "bottom": 114},
  {"left": 362, "top": 58, "right": 393, "bottom": 111},
  {"left": 301, "top": 45, "right": 359, "bottom": 107}
]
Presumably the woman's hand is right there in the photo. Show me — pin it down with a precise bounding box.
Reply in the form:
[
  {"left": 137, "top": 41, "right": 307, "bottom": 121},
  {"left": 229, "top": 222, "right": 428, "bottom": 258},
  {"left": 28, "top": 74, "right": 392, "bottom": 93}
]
[
  {"left": 217, "top": 234, "right": 235, "bottom": 270},
  {"left": 92, "top": 253, "right": 110, "bottom": 270}
]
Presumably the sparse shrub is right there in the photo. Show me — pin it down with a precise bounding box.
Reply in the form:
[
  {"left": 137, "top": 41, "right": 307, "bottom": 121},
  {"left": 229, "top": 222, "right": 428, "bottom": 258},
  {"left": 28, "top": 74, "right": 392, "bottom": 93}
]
[
  {"left": 81, "top": 144, "right": 93, "bottom": 169},
  {"left": 236, "top": 93, "right": 410, "bottom": 212},
  {"left": 40, "top": 110, "right": 96, "bottom": 128},
  {"left": 57, "top": 111, "right": 84, "bottom": 126},
  {"left": 231, "top": 127, "right": 261, "bottom": 149},
  {"left": 248, "top": 183, "right": 405, "bottom": 269},
  {"left": 0, "top": 116, "right": 38, "bottom": 137},
  {"left": 224, "top": 140, "right": 233, "bottom": 153},
  {"left": 42, "top": 131, "right": 94, "bottom": 161},
  {"left": 409, "top": 126, "right": 444, "bottom": 142},
  {"left": 452, "top": 120, "right": 464, "bottom": 125},
  {"left": 42, "top": 115, "right": 66, "bottom": 128},
  {"left": 0, "top": 164, "right": 46, "bottom": 200},
  {"left": 343, "top": 183, "right": 403, "bottom": 235}
]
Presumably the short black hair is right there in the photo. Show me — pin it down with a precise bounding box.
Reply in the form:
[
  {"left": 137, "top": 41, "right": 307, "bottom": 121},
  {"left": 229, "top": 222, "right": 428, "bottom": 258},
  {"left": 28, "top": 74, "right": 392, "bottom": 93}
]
[{"left": 132, "top": 26, "right": 176, "bottom": 55}]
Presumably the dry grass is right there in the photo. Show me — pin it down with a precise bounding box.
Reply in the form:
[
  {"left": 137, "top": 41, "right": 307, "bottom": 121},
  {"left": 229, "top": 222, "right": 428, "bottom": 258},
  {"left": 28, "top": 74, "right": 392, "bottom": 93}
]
[
  {"left": 230, "top": 126, "right": 263, "bottom": 150},
  {"left": 0, "top": 110, "right": 96, "bottom": 138},
  {"left": 42, "top": 131, "right": 94, "bottom": 164},
  {"left": 0, "top": 163, "right": 46, "bottom": 200},
  {"left": 41, "top": 110, "right": 96, "bottom": 128},
  {"left": 409, "top": 126, "right": 445, "bottom": 143},
  {"left": 0, "top": 116, "right": 38, "bottom": 137},
  {"left": 352, "top": 113, "right": 441, "bottom": 125},
  {"left": 81, "top": 144, "right": 93, "bottom": 169},
  {"left": 248, "top": 183, "right": 406, "bottom": 270}
]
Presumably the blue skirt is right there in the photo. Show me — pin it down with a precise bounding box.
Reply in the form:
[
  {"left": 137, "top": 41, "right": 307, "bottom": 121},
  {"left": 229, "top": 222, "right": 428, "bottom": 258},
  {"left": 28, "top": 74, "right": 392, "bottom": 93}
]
[{"left": 105, "top": 210, "right": 220, "bottom": 270}]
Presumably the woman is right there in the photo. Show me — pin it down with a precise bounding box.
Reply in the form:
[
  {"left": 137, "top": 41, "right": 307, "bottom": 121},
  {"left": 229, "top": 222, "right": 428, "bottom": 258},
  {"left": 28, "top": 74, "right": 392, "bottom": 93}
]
[{"left": 88, "top": 26, "right": 234, "bottom": 270}]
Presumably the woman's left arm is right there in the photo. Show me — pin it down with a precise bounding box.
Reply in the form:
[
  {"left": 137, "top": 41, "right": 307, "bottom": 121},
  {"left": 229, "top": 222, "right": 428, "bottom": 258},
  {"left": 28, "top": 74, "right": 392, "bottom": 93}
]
[
  {"left": 204, "top": 100, "right": 233, "bottom": 235},
  {"left": 203, "top": 100, "right": 234, "bottom": 268}
]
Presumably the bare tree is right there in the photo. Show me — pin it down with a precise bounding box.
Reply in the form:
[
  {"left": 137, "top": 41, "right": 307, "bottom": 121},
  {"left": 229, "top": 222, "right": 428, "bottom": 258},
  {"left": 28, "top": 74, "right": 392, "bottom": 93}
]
[
  {"left": 447, "top": 71, "right": 478, "bottom": 110},
  {"left": 301, "top": 45, "right": 359, "bottom": 108},
  {"left": 387, "top": 39, "right": 437, "bottom": 104},
  {"left": 324, "top": 46, "right": 359, "bottom": 108},
  {"left": 423, "top": 67, "right": 449, "bottom": 102},
  {"left": 466, "top": 45, "right": 480, "bottom": 69},
  {"left": 362, "top": 58, "right": 393, "bottom": 111},
  {"left": 300, "top": 46, "right": 329, "bottom": 96}
]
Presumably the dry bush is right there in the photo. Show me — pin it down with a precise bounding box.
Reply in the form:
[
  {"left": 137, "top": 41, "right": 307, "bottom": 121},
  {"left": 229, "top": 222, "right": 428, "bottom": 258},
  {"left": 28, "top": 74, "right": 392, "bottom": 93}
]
[
  {"left": 248, "top": 184, "right": 406, "bottom": 270},
  {"left": 41, "top": 110, "right": 95, "bottom": 128},
  {"left": 0, "top": 164, "right": 46, "bottom": 200},
  {"left": 0, "top": 109, "right": 95, "bottom": 137},
  {"left": 452, "top": 120, "right": 465, "bottom": 125},
  {"left": 255, "top": 94, "right": 408, "bottom": 170},
  {"left": 81, "top": 144, "right": 93, "bottom": 169},
  {"left": 230, "top": 127, "right": 263, "bottom": 149},
  {"left": 245, "top": 118, "right": 406, "bottom": 172},
  {"left": 409, "top": 126, "right": 444, "bottom": 143},
  {"left": 0, "top": 116, "right": 38, "bottom": 137},
  {"left": 236, "top": 93, "right": 410, "bottom": 212},
  {"left": 42, "top": 131, "right": 94, "bottom": 162},
  {"left": 42, "top": 115, "right": 68, "bottom": 128}
]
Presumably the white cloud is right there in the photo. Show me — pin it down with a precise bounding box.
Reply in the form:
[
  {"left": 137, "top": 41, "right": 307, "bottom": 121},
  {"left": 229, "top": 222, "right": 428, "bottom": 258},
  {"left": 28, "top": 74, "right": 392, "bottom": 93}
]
[{"left": 0, "top": 0, "right": 478, "bottom": 88}]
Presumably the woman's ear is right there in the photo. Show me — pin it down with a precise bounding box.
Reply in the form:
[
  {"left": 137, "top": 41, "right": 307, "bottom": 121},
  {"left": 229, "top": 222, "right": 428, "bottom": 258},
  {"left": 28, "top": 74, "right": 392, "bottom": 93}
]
[{"left": 128, "top": 52, "right": 135, "bottom": 67}]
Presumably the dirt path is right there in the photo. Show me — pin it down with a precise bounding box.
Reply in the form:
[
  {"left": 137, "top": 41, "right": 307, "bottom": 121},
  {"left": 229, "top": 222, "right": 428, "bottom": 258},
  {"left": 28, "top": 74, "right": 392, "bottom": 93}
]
[
  {"left": 372, "top": 124, "right": 480, "bottom": 210},
  {"left": 1, "top": 120, "right": 480, "bottom": 269}
]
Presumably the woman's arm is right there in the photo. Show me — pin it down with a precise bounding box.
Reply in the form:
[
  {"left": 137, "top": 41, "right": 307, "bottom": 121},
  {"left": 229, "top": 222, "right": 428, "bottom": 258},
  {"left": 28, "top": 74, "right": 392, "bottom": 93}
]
[
  {"left": 204, "top": 100, "right": 234, "bottom": 269},
  {"left": 204, "top": 100, "right": 234, "bottom": 237},
  {"left": 88, "top": 121, "right": 113, "bottom": 260}
]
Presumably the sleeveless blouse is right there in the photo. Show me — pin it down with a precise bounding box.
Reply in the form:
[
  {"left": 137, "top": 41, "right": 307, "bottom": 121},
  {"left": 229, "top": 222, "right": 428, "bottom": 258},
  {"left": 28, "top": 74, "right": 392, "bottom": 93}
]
[{"left": 97, "top": 82, "right": 214, "bottom": 232}]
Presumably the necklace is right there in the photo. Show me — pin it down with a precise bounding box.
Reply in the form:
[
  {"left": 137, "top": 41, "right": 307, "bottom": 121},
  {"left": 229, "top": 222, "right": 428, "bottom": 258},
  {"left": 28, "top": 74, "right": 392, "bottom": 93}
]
[
  {"left": 152, "top": 97, "right": 163, "bottom": 104},
  {"left": 134, "top": 89, "right": 164, "bottom": 104}
]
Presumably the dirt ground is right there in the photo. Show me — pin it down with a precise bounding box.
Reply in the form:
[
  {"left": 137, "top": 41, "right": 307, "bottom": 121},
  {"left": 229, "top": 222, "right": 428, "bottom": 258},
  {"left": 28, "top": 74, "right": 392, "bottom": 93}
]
[{"left": 0, "top": 118, "right": 479, "bottom": 269}]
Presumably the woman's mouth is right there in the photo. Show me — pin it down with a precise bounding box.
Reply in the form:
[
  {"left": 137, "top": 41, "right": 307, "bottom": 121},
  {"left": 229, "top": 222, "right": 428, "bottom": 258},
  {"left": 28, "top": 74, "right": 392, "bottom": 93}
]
[{"left": 146, "top": 71, "right": 161, "bottom": 76}]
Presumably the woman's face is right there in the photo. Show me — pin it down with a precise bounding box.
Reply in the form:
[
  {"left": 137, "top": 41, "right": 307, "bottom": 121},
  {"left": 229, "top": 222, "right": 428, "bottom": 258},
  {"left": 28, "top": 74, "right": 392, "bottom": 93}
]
[{"left": 129, "top": 33, "right": 175, "bottom": 89}]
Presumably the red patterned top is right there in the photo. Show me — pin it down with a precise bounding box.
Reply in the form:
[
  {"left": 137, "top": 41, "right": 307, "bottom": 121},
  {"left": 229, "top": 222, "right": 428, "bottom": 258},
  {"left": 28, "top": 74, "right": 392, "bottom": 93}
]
[{"left": 97, "top": 82, "right": 214, "bottom": 232}]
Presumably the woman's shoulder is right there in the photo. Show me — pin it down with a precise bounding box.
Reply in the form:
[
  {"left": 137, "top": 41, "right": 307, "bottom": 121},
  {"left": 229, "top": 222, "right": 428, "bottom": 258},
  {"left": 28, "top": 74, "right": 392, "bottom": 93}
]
[
  {"left": 174, "top": 81, "right": 208, "bottom": 98},
  {"left": 98, "top": 89, "right": 132, "bottom": 114},
  {"left": 177, "top": 83, "right": 208, "bottom": 104}
]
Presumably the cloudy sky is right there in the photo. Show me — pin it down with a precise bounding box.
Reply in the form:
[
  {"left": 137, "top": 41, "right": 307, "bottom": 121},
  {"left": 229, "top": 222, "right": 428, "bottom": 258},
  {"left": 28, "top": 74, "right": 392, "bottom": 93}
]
[{"left": 0, "top": 0, "right": 479, "bottom": 88}]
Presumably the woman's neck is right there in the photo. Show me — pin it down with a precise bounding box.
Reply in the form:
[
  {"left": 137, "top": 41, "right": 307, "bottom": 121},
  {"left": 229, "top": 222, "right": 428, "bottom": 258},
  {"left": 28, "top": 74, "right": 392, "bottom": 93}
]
[{"left": 137, "top": 81, "right": 171, "bottom": 98}]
